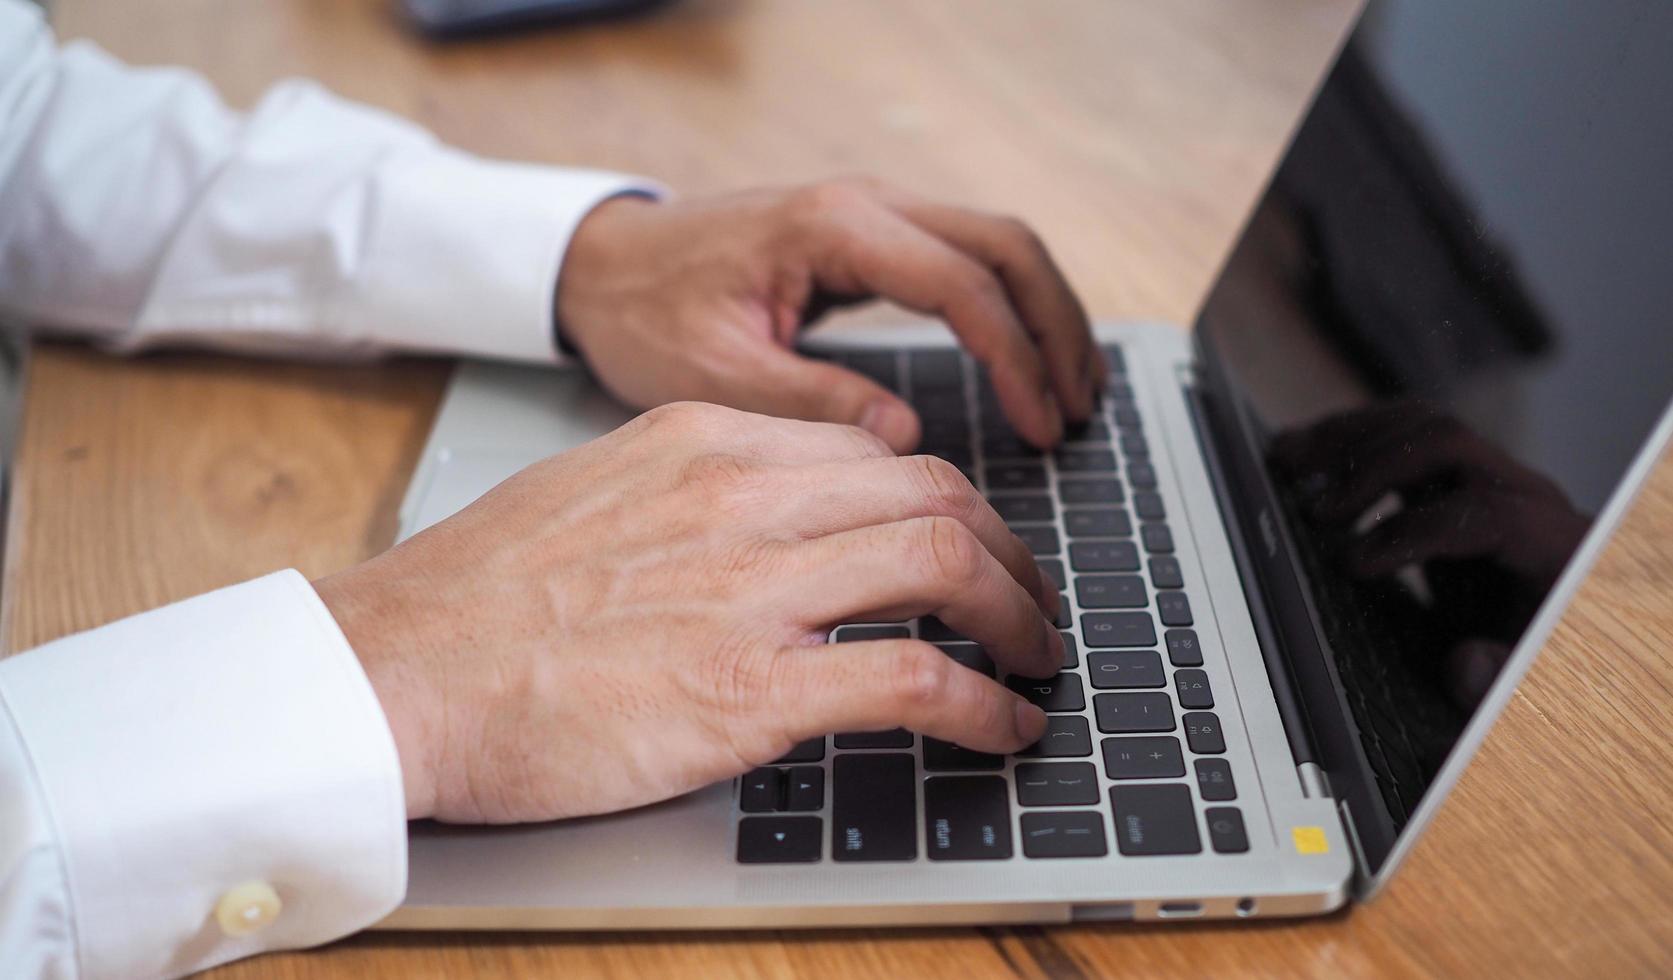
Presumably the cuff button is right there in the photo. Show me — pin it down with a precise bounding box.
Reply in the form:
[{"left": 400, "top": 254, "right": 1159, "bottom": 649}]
[{"left": 215, "top": 880, "right": 282, "bottom": 937}]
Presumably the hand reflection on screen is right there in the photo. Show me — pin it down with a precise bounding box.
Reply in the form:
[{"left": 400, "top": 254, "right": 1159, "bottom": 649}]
[{"left": 1271, "top": 403, "right": 1589, "bottom": 707}]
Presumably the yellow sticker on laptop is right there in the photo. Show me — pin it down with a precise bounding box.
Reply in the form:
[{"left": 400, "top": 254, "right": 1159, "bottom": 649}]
[{"left": 1292, "top": 826, "right": 1330, "bottom": 855}]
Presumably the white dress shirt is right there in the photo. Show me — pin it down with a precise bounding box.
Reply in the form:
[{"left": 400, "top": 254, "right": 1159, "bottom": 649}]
[{"left": 0, "top": 1, "right": 655, "bottom": 976}]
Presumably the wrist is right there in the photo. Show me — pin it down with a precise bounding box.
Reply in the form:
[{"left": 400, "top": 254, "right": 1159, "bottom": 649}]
[{"left": 553, "top": 192, "right": 659, "bottom": 360}]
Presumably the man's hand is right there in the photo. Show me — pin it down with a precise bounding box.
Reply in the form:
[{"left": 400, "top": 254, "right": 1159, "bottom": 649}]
[
  {"left": 314, "top": 403, "right": 1060, "bottom": 823},
  {"left": 555, "top": 179, "right": 1104, "bottom": 452}
]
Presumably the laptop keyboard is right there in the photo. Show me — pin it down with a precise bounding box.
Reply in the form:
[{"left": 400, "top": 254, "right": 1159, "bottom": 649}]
[{"left": 735, "top": 344, "right": 1247, "bottom": 865}]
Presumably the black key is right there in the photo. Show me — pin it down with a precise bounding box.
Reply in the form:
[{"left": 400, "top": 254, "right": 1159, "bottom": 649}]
[
  {"left": 919, "top": 416, "right": 971, "bottom": 449},
  {"left": 925, "top": 776, "right": 1013, "bottom": 860},
  {"left": 1063, "top": 508, "right": 1132, "bottom": 538},
  {"left": 1205, "top": 807, "right": 1249, "bottom": 854},
  {"left": 1081, "top": 611, "right": 1157, "bottom": 648},
  {"left": 1112, "top": 402, "right": 1143, "bottom": 430},
  {"left": 1069, "top": 540, "right": 1140, "bottom": 572},
  {"left": 1075, "top": 574, "right": 1147, "bottom": 609},
  {"left": 1053, "top": 594, "right": 1072, "bottom": 630},
  {"left": 737, "top": 815, "right": 822, "bottom": 863},
  {"left": 1037, "top": 558, "right": 1066, "bottom": 591},
  {"left": 1148, "top": 556, "right": 1184, "bottom": 589},
  {"left": 785, "top": 766, "right": 824, "bottom": 811},
  {"left": 1059, "top": 477, "right": 1124, "bottom": 505},
  {"left": 1108, "top": 382, "right": 1134, "bottom": 401},
  {"left": 1018, "top": 715, "right": 1093, "bottom": 757},
  {"left": 913, "top": 390, "right": 967, "bottom": 419},
  {"left": 1007, "top": 672, "right": 1086, "bottom": 712},
  {"left": 1126, "top": 461, "right": 1158, "bottom": 489},
  {"left": 919, "top": 617, "right": 966, "bottom": 642},
  {"left": 928, "top": 446, "right": 974, "bottom": 470},
  {"left": 1184, "top": 712, "right": 1227, "bottom": 754},
  {"left": 836, "top": 352, "right": 898, "bottom": 389},
  {"left": 1110, "top": 784, "right": 1201, "bottom": 855},
  {"left": 938, "top": 642, "right": 995, "bottom": 678},
  {"left": 834, "top": 730, "right": 914, "bottom": 749},
  {"left": 1063, "top": 418, "right": 1112, "bottom": 443},
  {"left": 1157, "top": 591, "right": 1192, "bottom": 626},
  {"left": 1175, "top": 668, "right": 1214, "bottom": 709},
  {"left": 832, "top": 753, "right": 918, "bottom": 861},
  {"left": 1194, "top": 758, "right": 1237, "bottom": 801},
  {"left": 1101, "top": 735, "right": 1186, "bottom": 779},
  {"left": 1132, "top": 490, "right": 1166, "bottom": 521},
  {"left": 992, "top": 494, "right": 1054, "bottom": 524},
  {"left": 1100, "top": 344, "right": 1127, "bottom": 372},
  {"left": 1059, "top": 631, "right": 1080, "bottom": 668},
  {"left": 982, "top": 432, "right": 1042, "bottom": 458},
  {"left": 1094, "top": 692, "right": 1177, "bottom": 733},
  {"left": 909, "top": 349, "right": 965, "bottom": 390},
  {"left": 986, "top": 462, "right": 1047, "bottom": 491},
  {"left": 1086, "top": 650, "right": 1167, "bottom": 689},
  {"left": 1015, "top": 762, "right": 1100, "bottom": 806},
  {"left": 833, "top": 624, "right": 911, "bottom": 643},
  {"left": 1021, "top": 810, "right": 1108, "bottom": 858},
  {"left": 1165, "top": 628, "right": 1203, "bottom": 666},
  {"left": 1120, "top": 433, "right": 1150, "bottom": 457},
  {"left": 1141, "top": 523, "right": 1175, "bottom": 554},
  {"left": 774, "top": 737, "right": 826, "bottom": 764},
  {"left": 1055, "top": 448, "right": 1117, "bottom": 472},
  {"left": 923, "top": 737, "right": 1003, "bottom": 771},
  {"left": 741, "top": 767, "right": 784, "bottom": 812},
  {"left": 1015, "top": 525, "right": 1061, "bottom": 555}
]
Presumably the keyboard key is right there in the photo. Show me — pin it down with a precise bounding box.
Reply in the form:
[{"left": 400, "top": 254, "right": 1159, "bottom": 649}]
[
  {"left": 919, "top": 617, "right": 966, "bottom": 641},
  {"left": 1184, "top": 711, "right": 1228, "bottom": 754},
  {"left": 1021, "top": 811, "right": 1109, "bottom": 858},
  {"left": 1132, "top": 490, "right": 1166, "bottom": 521},
  {"left": 1113, "top": 403, "right": 1143, "bottom": 430},
  {"left": 1165, "top": 628, "right": 1203, "bottom": 666},
  {"left": 1101, "top": 735, "right": 1186, "bottom": 779},
  {"left": 836, "top": 352, "right": 898, "bottom": 389},
  {"left": 785, "top": 766, "right": 824, "bottom": 811},
  {"left": 925, "top": 776, "right": 1013, "bottom": 860},
  {"left": 1014, "top": 525, "right": 1061, "bottom": 555},
  {"left": 1069, "top": 540, "right": 1140, "bottom": 572},
  {"left": 1148, "top": 556, "right": 1184, "bottom": 589},
  {"left": 909, "top": 349, "right": 965, "bottom": 390},
  {"left": 834, "top": 730, "right": 914, "bottom": 749},
  {"left": 923, "top": 738, "right": 1003, "bottom": 771},
  {"left": 1081, "top": 612, "right": 1157, "bottom": 648},
  {"left": 1055, "top": 448, "right": 1117, "bottom": 472},
  {"left": 1101, "top": 344, "right": 1127, "bottom": 372},
  {"left": 920, "top": 416, "right": 971, "bottom": 449},
  {"left": 1037, "top": 558, "right": 1066, "bottom": 591},
  {"left": 1063, "top": 418, "right": 1112, "bottom": 443},
  {"left": 1094, "top": 692, "right": 1177, "bottom": 733},
  {"left": 1059, "top": 631, "right": 1080, "bottom": 668},
  {"left": 992, "top": 494, "right": 1054, "bottom": 524},
  {"left": 1157, "top": 591, "right": 1193, "bottom": 626},
  {"left": 737, "top": 816, "right": 823, "bottom": 863},
  {"left": 928, "top": 446, "right": 974, "bottom": 470},
  {"left": 938, "top": 642, "right": 995, "bottom": 678},
  {"left": 1063, "top": 508, "right": 1132, "bottom": 538},
  {"left": 1120, "top": 433, "right": 1150, "bottom": 457},
  {"left": 1127, "top": 461, "right": 1158, "bottom": 489},
  {"left": 1075, "top": 574, "right": 1147, "bottom": 609},
  {"left": 1007, "top": 672, "right": 1086, "bottom": 712},
  {"left": 1015, "top": 762, "right": 1100, "bottom": 806},
  {"left": 1053, "top": 594, "right": 1071, "bottom": 629},
  {"left": 1108, "top": 382, "right": 1134, "bottom": 401},
  {"left": 774, "top": 737, "right": 826, "bottom": 764},
  {"left": 832, "top": 753, "right": 918, "bottom": 861},
  {"left": 1059, "top": 478, "right": 1124, "bottom": 505},
  {"left": 1174, "top": 668, "right": 1214, "bottom": 709},
  {"left": 1141, "top": 523, "right": 1175, "bottom": 554},
  {"left": 1018, "top": 715, "right": 1093, "bottom": 757},
  {"left": 1110, "top": 784, "right": 1201, "bottom": 855},
  {"left": 833, "top": 624, "right": 911, "bottom": 643},
  {"left": 1086, "top": 650, "right": 1167, "bottom": 689},
  {"left": 1205, "top": 807, "right": 1249, "bottom": 854},
  {"left": 986, "top": 462, "right": 1047, "bottom": 491},
  {"left": 913, "top": 389, "right": 967, "bottom": 419},
  {"left": 741, "top": 767, "right": 784, "bottom": 812},
  {"left": 1194, "top": 758, "right": 1237, "bottom": 801},
  {"left": 982, "top": 432, "right": 1042, "bottom": 458}
]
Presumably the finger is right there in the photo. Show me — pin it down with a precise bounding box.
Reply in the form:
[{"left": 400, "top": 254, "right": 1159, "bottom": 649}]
[
  {"left": 722, "top": 342, "right": 923, "bottom": 453},
  {"left": 883, "top": 197, "right": 1102, "bottom": 421},
  {"left": 1347, "top": 494, "right": 1505, "bottom": 576},
  {"left": 751, "top": 454, "right": 1054, "bottom": 612},
  {"left": 771, "top": 639, "right": 1048, "bottom": 753},
  {"left": 779, "top": 515, "right": 1063, "bottom": 678},
  {"left": 791, "top": 188, "right": 1064, "bottom": 447},
  {"left": 635, "top": 401, "right": 896, "bottom": 465}
]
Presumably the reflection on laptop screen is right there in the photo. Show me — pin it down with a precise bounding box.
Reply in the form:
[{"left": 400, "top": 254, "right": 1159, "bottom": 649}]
[{"left": 1195, "top": 0, "right": 1673, "bottom": 866}]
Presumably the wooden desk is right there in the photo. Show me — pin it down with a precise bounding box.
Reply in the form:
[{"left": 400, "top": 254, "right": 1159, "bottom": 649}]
[{"left": 8, "top": 1, "right": 1670, "bottom": 975}]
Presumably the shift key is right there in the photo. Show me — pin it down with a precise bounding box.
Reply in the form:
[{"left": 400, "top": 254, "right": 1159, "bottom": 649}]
[{"left": 833, "top": 753, "right": 918, "bottom": 861}]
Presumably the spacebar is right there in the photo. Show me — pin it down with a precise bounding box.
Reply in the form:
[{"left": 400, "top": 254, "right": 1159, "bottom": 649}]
[{"left": 832, "top": 753, "right": 918, "bottom": 861}]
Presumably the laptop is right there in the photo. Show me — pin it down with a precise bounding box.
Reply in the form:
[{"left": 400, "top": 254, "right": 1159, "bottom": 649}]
[{"left": 382, "top": 0, "right": 1673, "bottom": 927}]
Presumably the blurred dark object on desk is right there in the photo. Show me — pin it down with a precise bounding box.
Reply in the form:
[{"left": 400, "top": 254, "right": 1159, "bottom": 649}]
[{"left": 402, "top": 0, "right": 671, "bottom": 37}]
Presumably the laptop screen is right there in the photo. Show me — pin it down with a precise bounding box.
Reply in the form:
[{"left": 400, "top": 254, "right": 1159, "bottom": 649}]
[{"left": 1193, "top": 0, "right": 1673, "bottom": 876}]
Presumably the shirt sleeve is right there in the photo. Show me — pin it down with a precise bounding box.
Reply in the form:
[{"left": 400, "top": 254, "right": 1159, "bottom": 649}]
[
  {"left": 0, "top": 0, "right": 661, "bottom": 363},
  {"left": 0, "top": 570, "right": 408, "bottom": 980}
]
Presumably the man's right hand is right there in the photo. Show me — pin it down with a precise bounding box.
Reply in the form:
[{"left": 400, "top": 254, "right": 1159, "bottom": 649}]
[{"left": 314, "top": 402, "right": 1060, "bottom": 824}]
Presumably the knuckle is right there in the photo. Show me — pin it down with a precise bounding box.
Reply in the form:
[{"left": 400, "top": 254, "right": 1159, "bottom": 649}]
[
  {"left": 908, "top": 455, "right": 980, "bottom": 518},
  {"left": 998, "top": 214, "right": 1046, "bottom": 254},
  {"left": 788, "top": 180, "right": 869, "bottom": 226},
  {"left": 839, "top": 422, "right": 893, "bottom": 458},
  {"left": 891, "top": 644, "right": 954, "bottom": 709},
  {"left": 644, "top": 400, "right": 724, "bottom": 437},
  {"left": 679, "top": 451, "right": 760, "bottom": 501},
  {"left": 915, "top": 515, "right": 986, "bottom": 586}
]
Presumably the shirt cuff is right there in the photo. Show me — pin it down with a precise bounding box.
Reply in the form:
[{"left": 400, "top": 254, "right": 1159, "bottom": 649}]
[
  {"left": 356, "top": 148, "right": 663, "bottom": 365},
  {"left": 0, "top": 570, "right": 407, "bottom": 980}
]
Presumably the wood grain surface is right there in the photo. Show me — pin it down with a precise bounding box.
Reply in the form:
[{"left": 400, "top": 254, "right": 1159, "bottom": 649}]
[{"left": 7, "top": 1, "right": 1670, "bottom": 976}]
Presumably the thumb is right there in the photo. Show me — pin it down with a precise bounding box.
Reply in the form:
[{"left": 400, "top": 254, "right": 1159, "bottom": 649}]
[{"left": 734, "top": 344, "right": 921, "bottom": 453}]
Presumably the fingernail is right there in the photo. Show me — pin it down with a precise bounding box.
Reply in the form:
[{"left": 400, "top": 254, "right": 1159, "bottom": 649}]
[
  {"left": 1014, "top": 701, "right": 1048, "bottom": 742},
  {"left": 859, "top": 400, "right": 919, "bottom": 452}
]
